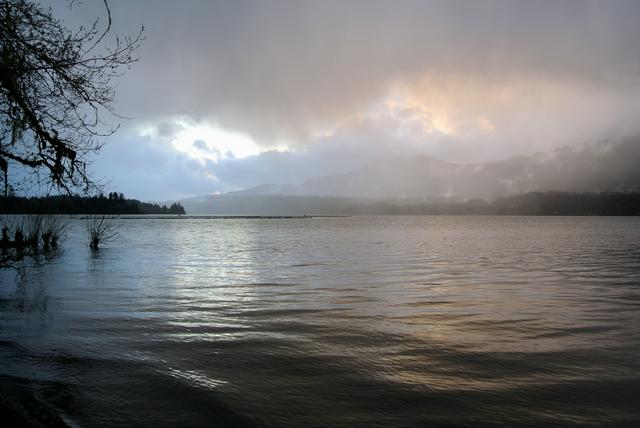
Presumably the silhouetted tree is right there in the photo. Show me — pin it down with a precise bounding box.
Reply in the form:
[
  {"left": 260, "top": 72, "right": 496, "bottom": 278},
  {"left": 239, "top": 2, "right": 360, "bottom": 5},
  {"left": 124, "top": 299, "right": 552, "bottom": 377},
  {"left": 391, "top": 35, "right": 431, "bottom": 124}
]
[
  {"left": 0, "top": 0, "right": 143, "bottom": 194},
  {"left": 1, "top": 213, "right": 66, "bottom": 268},
  {"left": 86, "top": 214, "right": 117, "bottom": 249},
  {"left": 169, "top": 202, "right": 184, "bottom": 214}
]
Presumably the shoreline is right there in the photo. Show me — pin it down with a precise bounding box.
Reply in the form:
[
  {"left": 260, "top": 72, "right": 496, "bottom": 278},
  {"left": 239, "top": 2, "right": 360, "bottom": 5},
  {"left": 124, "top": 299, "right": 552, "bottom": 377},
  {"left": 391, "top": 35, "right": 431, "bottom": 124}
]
[{"left": 0, "top": 388, "right": 68, "bottom": 428}]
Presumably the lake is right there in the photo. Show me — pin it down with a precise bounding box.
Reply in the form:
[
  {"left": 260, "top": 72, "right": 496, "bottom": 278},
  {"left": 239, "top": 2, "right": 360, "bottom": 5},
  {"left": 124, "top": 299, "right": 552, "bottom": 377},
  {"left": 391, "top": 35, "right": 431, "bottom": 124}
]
[{"left": 1, "top": 216, "right": 640, "bottom": 427}]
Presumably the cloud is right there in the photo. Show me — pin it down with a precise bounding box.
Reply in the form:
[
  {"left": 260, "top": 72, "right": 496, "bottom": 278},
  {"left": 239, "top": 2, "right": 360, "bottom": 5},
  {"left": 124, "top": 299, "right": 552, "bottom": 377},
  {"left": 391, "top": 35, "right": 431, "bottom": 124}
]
[
  {"left": 192, "top": 140, "right": 209, "bottom": 152},
  {"left": 84, "top": 0, "right": 640, "bottom": 147},
  {"left": 89, "top": 135, "right": 224, "bottom": 201},
  {"left": 53, "top": 0, "right": 640, "bottom": 198},
  {"left": 88, "top": 110, "right": 452, "bottom": 200}
]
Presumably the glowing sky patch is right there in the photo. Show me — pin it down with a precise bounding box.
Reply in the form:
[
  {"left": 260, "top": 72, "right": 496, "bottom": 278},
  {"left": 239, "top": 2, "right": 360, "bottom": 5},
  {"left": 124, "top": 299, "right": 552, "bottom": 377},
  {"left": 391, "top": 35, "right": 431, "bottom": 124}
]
[
  {"left": 139, "top": 120, "right": 263, "bottom": 162},
  {"left": 173, "top": 123, "right": 261, "bottom": 161},
  {"left": 476, "top": 117, "right": 495, "bottom": 132}
]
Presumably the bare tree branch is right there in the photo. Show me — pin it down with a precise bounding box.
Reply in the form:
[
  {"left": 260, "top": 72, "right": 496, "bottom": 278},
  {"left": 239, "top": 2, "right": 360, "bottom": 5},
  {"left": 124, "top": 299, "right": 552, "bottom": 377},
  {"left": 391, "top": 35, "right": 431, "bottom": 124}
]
[{"left": 0, "top": 0, "right": 144, "bottom": 195}]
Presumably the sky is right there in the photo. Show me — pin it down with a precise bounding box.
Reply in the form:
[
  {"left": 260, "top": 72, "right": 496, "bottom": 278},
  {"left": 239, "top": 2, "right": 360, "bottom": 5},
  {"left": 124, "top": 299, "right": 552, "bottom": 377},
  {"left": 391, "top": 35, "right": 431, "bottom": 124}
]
[{"left": 51, "top": 0, "right": 640, "bottom": 201}]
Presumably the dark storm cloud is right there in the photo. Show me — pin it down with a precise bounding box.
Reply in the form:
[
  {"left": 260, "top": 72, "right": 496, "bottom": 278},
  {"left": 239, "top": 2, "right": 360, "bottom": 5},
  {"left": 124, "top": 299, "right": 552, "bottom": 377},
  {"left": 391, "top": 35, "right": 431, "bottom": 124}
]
[
  {"left": 57, "top": 1, "right": 640, "bottom": 198},
  {"left": 58, "top": 0, "right": 640, "bottom": 144}
]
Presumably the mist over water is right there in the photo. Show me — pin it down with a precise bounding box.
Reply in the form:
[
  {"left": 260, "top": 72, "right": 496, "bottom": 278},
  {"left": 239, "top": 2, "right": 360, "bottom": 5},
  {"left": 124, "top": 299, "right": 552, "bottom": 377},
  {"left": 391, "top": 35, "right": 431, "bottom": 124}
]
[{"left": 1, "top": 216, "right": 640, "bottom": 427}]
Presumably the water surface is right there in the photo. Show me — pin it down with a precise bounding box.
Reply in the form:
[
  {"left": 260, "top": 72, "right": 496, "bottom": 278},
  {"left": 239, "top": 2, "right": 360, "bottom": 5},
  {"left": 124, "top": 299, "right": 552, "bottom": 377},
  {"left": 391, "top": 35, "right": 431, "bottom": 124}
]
[{"left": 1, "top": 216, "right": 639, "bottom": 427}]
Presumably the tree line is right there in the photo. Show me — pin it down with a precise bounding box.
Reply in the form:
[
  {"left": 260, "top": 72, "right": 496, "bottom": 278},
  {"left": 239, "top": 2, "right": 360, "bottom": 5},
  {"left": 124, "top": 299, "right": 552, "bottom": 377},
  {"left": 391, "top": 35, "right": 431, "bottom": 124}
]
[
  {"left": 193, "top": 191, "right": 640, "bottom": 216},
  {"left": 363, "top": 191, "right": 640, "bottom": 215},
  {"left": 0, "top": 192, "right": 185, "bottom": 215}
]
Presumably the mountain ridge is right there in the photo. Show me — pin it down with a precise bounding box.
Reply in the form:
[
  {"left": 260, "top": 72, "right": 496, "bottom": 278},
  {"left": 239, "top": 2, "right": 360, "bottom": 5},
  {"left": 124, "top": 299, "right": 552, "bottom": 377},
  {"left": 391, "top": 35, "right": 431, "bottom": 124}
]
[{"left": 180, "top": 137, "right": 640, "bottom": 214}]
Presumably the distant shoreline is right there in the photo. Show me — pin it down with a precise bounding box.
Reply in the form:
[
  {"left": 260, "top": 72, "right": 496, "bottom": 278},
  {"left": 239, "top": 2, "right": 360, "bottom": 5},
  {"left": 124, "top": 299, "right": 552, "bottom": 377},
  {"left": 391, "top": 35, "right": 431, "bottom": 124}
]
[
  {"left": 0, "top": 194, "right": 185, "bottom": 216},
  {"left": 111, "top": 215, "right": 321, "bottom": 219},
  {"left": 4, "top": 213, "right": 640, "bottom": 219},
  {"left": 180, "top": 191, "right": 640, "bottom": 217},
  {"left": 3, "top": 191, "right": 640, "bottom": 216},
  {"left": 113, "top": 213, "right": 636, "bottom": 218}
]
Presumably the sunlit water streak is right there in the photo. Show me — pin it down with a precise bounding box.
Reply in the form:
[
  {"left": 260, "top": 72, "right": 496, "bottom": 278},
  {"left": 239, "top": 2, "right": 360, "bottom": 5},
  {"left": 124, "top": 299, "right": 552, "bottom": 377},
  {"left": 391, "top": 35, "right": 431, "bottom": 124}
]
[{"left": 1, "top": 216, "right": 639, "bottom": 427}]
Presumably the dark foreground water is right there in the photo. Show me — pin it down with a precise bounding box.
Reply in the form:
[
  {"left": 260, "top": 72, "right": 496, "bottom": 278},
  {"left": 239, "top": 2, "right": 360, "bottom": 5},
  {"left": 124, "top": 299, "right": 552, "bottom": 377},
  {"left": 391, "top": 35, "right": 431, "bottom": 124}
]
[{"left": 1, "top": 216, "right": 640, "bottom": 427}]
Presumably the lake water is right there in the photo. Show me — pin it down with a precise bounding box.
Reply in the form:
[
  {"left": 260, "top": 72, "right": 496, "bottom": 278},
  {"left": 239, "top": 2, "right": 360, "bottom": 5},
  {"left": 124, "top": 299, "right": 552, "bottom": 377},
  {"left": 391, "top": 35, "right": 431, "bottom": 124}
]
[{"left": 1, "top": 216, "right": 640, "bottom": 427}]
